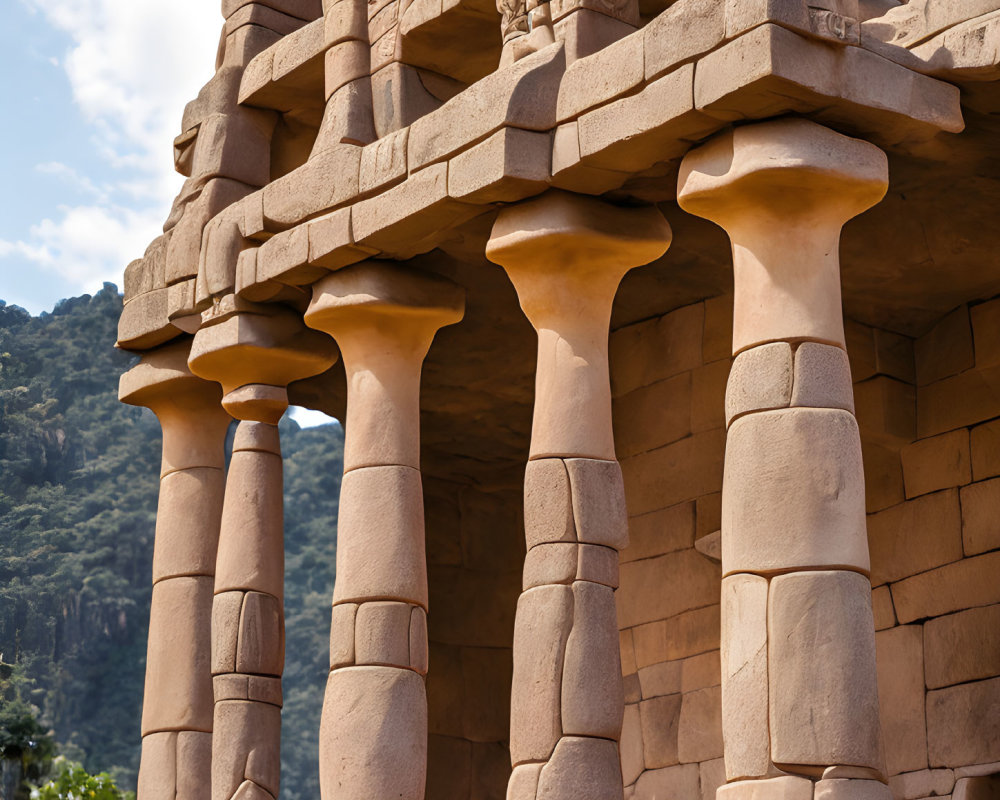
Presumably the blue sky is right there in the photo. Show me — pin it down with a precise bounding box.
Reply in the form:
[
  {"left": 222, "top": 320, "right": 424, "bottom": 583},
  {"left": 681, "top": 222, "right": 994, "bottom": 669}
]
[
  {"left": 0, "top": 0, "right": 219, "bottom": 315},
  {"left": 0, "top": 0, "right": 335, "bottom": 427}
]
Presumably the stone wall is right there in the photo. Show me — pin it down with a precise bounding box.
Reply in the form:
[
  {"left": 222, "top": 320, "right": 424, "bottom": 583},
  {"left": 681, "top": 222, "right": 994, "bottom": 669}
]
[
  {"left": 611, "top": 296, "right": 730, "bottom": 800},
  {"left": 609, "top": 293, "right": 1000, "bottom": 800}
]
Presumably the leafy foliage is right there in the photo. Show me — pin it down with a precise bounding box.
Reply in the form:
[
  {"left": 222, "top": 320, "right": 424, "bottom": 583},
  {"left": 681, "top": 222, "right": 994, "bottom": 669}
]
[
  {"left": 31, "top": 759, "right": 132, "bottom": 800},
  {"left": 0, "top": 287, "right": 342, "bottom": 798}
]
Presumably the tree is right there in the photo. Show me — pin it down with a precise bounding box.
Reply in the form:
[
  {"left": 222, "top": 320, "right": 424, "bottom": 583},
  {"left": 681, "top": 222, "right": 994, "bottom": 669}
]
[
  {"left": 1, "top": 662, "right": 56, "bottom": 800},
  {"left": 30, "top": 760, "right": 132, "bottom": 800}
]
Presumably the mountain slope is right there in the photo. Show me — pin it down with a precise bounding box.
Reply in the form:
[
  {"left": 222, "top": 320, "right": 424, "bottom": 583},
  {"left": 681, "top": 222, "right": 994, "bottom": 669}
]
[{"left": 0, "top": 286, "right": 341, "bottom": 798}]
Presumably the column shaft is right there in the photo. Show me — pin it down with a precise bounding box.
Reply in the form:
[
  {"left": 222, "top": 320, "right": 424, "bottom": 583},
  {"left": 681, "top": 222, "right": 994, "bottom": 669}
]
[
  {"left": 305, "top": 262, "right": 464, "bottom": 800},
  {"left": 678, "top": 119, "right": 891, "bottom": 800},
  {"left": 211, "top": 416, "right": 285, "bottom": 800},
  {"left": 486, "top": 190, "right": 671, "bottom": 800},
  {"left": 121, "top": 345, "right": 230, "bottom": 800},
  {"left": 188, "top": 302, "right": 339, "bottom": 800}
]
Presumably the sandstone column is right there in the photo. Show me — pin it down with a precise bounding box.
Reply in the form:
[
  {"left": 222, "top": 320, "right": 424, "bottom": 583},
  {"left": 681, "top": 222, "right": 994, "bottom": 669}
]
[
  {"left": 304, "top": 261, "right": 465, "bottom": 800},
  {"left": 121, "top": 340, "right": 231, "bottom": 800},
  {"left": 486, "top": 190, "right": 672, "bottom": 800},
  {"left": 678, "top": 118, "right": 891, "bottom": 800},
  {"left": 188, "top": 300, "right": 338, "bottom": 800}
]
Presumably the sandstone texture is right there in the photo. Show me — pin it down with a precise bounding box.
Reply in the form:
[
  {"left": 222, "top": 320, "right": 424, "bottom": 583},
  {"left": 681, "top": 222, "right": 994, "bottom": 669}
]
[{"left": 119, "top": 2, "right": 1000, "bottom": 798}]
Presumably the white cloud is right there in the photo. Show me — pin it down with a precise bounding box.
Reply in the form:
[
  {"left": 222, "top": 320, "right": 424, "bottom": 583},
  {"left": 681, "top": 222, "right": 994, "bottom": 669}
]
[{"left": 1, "top": 0, "right": 222, "bottom": 296}]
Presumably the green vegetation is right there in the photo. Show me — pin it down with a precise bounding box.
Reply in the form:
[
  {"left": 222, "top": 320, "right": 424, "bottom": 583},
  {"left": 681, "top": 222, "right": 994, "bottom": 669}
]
[
  {"left": 31, "top": 760, "right": 132, "bottom": 800},
  {"left": 0, "top": 286, "right": 342, "bottom": 799}
]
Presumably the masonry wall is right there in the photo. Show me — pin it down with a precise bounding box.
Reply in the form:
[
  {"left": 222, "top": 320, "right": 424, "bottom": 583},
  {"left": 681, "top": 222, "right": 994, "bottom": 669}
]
[{"left": 609, "top": 295, "right": 1000, "bottom": 800}]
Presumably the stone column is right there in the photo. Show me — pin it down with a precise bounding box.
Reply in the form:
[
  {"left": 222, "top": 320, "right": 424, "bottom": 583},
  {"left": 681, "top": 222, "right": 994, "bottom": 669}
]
[
  {"left": 303, "top": 261, "right": 464, "bottom": 800},
  {"left": 677, "top": 118, "right": 891, "bottom": 800},
  {"left": 486, "top": 190, "right": 672, "bottom": 800},
  {"left": 120, "top": 340, "right": 231, "bottom": 800},
  {"left": 188, "top": 300, "right": 338, "bottom": 800}
]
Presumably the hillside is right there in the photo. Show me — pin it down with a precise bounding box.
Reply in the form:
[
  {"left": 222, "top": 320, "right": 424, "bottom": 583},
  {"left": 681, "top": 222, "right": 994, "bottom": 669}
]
[{"left": 0, "top": 285, "right": 341, "bottom": 799}]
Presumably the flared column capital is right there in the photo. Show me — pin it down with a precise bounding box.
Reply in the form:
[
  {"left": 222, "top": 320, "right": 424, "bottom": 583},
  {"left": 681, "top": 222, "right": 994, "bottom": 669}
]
[
  {"left": 188, "top": 295, "right": 339, "bottom": 423},
  {"left": 487, "top": 190, "right": 671, "bottom": 461},
  {"left": 678, "top": 119, "right": 888, "bottom": 353},
  {"left": 486, "top": 189, "right": 671, "bottom": 330},
  {"left": 677, "top": 118, "right": 888, "bottom": 229},
  {"left": 304, "top": 260, "right": 465, "bottom": 471},
  {"left": 120, "top": 339, "right": 231, "bottom": 474}
]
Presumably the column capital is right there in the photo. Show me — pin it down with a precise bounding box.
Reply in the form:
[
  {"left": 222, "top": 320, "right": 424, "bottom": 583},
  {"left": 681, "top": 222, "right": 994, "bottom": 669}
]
[
  {"left": 678, "top": 118, "right": 888, "bottom": 354},
  {"left": 305, "top": 260, "right": 465, "bottom": 471},
  {"left": 677, "top": 118, "right": 887, "bottom": 228},
  {"left": 486, "top": 189, "right": 671, "bottom": 329},
  {"left": 487, "top": 190, "right": 671, "bottom": 460},
  {"left": 120, "top": 338, "right": 223, "bottom": 416},
  {"left": 120, "top": 339, "right": 231, "bottom": 474},
  {"left": 188, "top": 296, "right": 339, "bottom": 422}
]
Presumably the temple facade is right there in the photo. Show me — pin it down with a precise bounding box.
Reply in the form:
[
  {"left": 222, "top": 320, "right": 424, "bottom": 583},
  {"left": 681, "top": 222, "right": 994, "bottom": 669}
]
[{"left": 116, "top": 1, "right": 1000, "bottom": 799}]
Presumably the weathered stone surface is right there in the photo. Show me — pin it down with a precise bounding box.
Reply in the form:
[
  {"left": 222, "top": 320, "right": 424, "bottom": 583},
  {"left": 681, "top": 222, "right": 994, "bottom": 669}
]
[
  {"left": 701, "top": 760, "right": 727, "bottom": 800},
  {"left": 725, "top": 342, "right": 793, "bottom": 426},
  {"left": 901, "top": 430, "right": 972, "bottom": 499},
  {"left": 632, "top": 605, "right": 720, "bottom": 668},
  {"left": 509, "top": 585, "right": 574, "bottom": 764},
  {"left": 872, "top": 585, "right": 896, "bottom": 631},
  {"left": 721, "top": 573, "right": 770, "bottom": 780},
  {"left": 175, "top": 730, "right": 212, "bottom": 800},
  {"left": 815, "top": 779, "right": 893, "bottom": 800},
  {"left": 152, "top": 467, "right": 225, "bottom": 582},
  {"left": 768, "top": 571, "right": 882, "bottom": 772},
  {"left": 448, "top": 128, "right": 549, "bottom": 205},
  {"left": 723, "top": 409, "right": 869, "bottom": 576},
  {"left": 867, "top": 489, "right": 963, "bottom": 587},
  {"left": 970, "top": 420, "right": 1000, "bottom": 482},
  {"left": 891, "top": 550, "right": 1000, "bottom": 624},
  {"left": 875, "top": 625, "right": 928, "bottom": 775},
  {"left": 319, "top": 667, "right": 427, "bottom": 800},
  {"left": 535, "top": 736, "right": 623, "bottom": 800},
  {"left": 622, "top": 429, "right": 726, "bottom": 517},
  {"left": 611, "top": 304, "right": 705, "bottom": 396},
  {"left": 621, "top": 501, "right": 695, "bottom": 564},
  {"left": 142, "top": 576, "right": 215, "bottom": 735},
  {"left": 644, "top": 0, "right": 726, "bottom": 80},
  {"left": 888, "top": 769, "right": 955, "bottom": 800},
  {"left": 138, "top": 732, "right": 178, "bottom": 800},
  {"left": 640, "top": 692, "right": 681, "bottom": 770},
  {"left": 621, "top": 703, "right": 644, "bottom": 787},
  {"left": 617, "top": 548, "right": 720, "bottom": 629},
  {"left": 333, "top": 465, "right": 428, "bottom": 606},
  {"left": 613, "top": 372, "right": 692, "bottom": 460},
  {"left": 354, "top": 600, "right": 413, "bottom": 667},
  {"left": 638, "top": 659, "right": 681, "bottom": 701},
  {"left": 236, "top": 591, "right": 283, "bottom": 677},
  {"left": 717, "top": 777, "right": 814, "bottom": 800},
  {"left": 680, "top": 650, "right": 720, "bottom": 693},
  {"left": 561, "top": 581, "right": 623, "bottom": 739},
  {"left": 792, "top": 342, "right": 855, "bottom": 413},
  {"left": 678, "top": 684, "right": 722, "bottom": 763},
  {"left": 634, "top": 763, "right": 701, "bottom": 800},
  {"left": 926, "top": 677, "right": 1000, "bottom": 768},
  {"left": 923, "top": 604, "right": 1000, "bottom": 690},
  {"left": 409, "top": 606, "right": 428, "bottom": 676},
  {"left": 566, "top": 458, "right": 628, "bottom": 550},
  {"left": 329, "top": 602, "right": 358, "bottom": 669},
  {"left": 213, "top": 699, "right": 282, "bottom": 800},
  {"left": 915, "top": 306, "right": 975, "bottom": 387},
  {"left": 509, "top": 763, "right": 543, "bottom": 800},
  {"left": 959, "top": 478, "right": 1000, "bottom": 556},
  {"left": 524, "top": 458, "right": 576, "bottom": 549}
]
